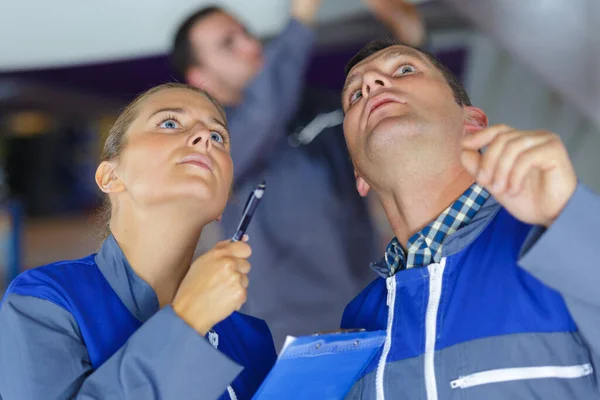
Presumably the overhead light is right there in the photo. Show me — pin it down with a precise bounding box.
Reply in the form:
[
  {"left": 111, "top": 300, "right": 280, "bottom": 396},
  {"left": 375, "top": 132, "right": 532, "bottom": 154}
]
[{"left": 5, "top": 111, "right": 54, "bottom": 137}]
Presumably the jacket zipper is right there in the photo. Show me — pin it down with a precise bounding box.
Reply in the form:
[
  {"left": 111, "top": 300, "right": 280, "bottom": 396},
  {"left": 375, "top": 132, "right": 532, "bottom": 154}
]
[
  {"left": 226, "top": 386, "right": 238, "bottom": 400},
  {"left": 450, "top": 363, "right": 593, "bottom": 389},
  {"left": 425, "top": 259, "right": 446, "bottom": 400},
  {"left": 376, "top": 276, "right": 396, "bottom": 400}
]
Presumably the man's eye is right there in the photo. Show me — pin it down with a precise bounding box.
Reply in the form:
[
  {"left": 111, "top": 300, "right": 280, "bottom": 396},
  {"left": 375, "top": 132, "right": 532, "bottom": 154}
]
[
  {"left": 397, "top": 65, "right": 416, "bottom": 75},
  {"left": 349, "top": 90, "right": 363, "bottom": 104}
]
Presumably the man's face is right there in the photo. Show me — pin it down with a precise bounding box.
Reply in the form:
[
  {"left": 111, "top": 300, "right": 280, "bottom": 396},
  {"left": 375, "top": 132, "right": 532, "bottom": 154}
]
[
  {"left": 188, "top": 11, "right": 264, "bottom": 97},
  {"left": 342, "top": 45, "right": 469, "bottom": 190}
]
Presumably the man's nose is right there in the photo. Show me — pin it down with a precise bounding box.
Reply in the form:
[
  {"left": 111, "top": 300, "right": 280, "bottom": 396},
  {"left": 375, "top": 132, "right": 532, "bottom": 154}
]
[{"left": 362, "top": 71, "right": 389, "bottom": 96}]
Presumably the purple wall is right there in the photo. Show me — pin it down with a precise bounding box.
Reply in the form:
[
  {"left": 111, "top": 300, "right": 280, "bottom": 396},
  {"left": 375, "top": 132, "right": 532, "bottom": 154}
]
[{"left": 1, "top": 43, "right": 467, "bottom": 103}]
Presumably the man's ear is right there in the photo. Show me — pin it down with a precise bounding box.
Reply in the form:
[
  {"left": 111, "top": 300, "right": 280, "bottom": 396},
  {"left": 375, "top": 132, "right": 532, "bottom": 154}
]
[
  {"left": 464, "top": 106, "right": 488, "bottom": 135},
  {"left": 95, "top": 161, "right": 125, "bottom": 194},
  {"left": 354, "top": 170, "right": 371, "bottom": 197}
]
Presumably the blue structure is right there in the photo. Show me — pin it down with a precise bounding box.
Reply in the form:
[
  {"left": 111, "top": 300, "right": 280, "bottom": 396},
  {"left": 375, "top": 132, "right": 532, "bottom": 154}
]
[{"left": 0, "top": 200, "right": 21, "bottom": 293}]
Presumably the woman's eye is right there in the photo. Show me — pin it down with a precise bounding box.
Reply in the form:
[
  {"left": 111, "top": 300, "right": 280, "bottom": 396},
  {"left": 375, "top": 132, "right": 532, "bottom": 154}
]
[
  {"left": 159, "top": 119, "right": 180, "bottom": 129},
  {"left": 210, "top": 131, "right": 224, "bottom": 144},
  {"left": 397, "top": 65, "right": 416, "bottom": 75},
  {"left": 350, "top": 90, "right": 363, "bottom": 104}
]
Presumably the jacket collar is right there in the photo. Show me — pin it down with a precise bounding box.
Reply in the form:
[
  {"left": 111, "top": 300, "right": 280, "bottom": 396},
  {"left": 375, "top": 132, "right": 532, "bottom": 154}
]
[
  {"left": 94, "top": 234, "right": 159, "bottom": 322},
  {"left": 370, "top": 196, "right": 502, "bottom": 278}
]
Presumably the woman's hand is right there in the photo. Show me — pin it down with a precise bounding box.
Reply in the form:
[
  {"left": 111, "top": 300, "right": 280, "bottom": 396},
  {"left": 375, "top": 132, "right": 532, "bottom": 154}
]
[{"left": 172, "top": 239, "right": 252, "bottom": 335}]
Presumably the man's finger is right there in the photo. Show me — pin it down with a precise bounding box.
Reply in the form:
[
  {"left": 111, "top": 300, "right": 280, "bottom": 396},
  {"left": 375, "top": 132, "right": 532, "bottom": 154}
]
[
  {"left": 462, "top": 124, "right": 514, "bottom": 151},
  {"left": 476, "top": 130, "right": 520, "bottom": 185},
  {"left": 489, "top": 134, "right": 552, "bottom": 193},
  {"left": 460, "top": 148, "right": 481, "bottom": 179},
  {"left": 507, "top": 142, "right": 558, "bottom": 196}
]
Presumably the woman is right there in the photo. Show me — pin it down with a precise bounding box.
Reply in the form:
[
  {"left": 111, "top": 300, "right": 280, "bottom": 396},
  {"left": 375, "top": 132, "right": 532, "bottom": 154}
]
[{"left": 0, "top": 83, "right": 276, "bottom": 399}]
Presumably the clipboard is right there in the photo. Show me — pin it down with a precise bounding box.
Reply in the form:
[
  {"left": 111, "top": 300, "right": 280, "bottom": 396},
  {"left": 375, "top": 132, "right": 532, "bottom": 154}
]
[{"left": 252, "top": 330, "right": 386, "bottom": 399}]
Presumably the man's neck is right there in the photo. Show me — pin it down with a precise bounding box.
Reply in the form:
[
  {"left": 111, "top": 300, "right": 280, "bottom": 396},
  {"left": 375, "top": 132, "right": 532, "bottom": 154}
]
[
  {"left": 378, "top": 167, "right": 475, "bottom": 247},
  {"left": 110, "top": 203, "right": 207, "bottom": 308},
  {"left": 212, "top": 88, "right": 242, "bottom": 108},
  {"left": 218, "top": 95, "right": 242, "bottom": 108}
]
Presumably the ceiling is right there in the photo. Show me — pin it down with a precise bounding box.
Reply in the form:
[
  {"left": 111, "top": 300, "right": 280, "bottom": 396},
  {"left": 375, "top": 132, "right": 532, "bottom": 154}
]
[
  {"left": 2, "top": 0, "right": 465, "bottom": 118},
  {"left": 446, "top": 0, "right": 600, "bottom": 132},
  {"left": 0, "top": 0, "right": 429, "bottom": 72}
]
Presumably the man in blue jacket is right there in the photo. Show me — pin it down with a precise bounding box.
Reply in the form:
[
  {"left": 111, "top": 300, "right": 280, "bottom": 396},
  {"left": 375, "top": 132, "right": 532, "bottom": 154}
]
[
  {"left": 170, "top": 1, "right": 425, "bottom": 347},
  {"left": 340, "top": 39, "right": 600, "bottom": 399}
]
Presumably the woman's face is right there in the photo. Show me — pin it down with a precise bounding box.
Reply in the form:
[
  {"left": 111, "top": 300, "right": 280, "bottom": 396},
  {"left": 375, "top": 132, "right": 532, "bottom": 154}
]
[{"left": 106, "top": 87, "right": 233, "bottom": 219}]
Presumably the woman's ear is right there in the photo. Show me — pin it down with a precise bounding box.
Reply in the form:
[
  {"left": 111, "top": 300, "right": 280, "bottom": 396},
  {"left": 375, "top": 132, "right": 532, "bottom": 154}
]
[
  {"left": 355, "top": 170, "right": 371, "bottom": 197},
  {"left": 95, "top": 161, "right": 125, "bottom": 194}
]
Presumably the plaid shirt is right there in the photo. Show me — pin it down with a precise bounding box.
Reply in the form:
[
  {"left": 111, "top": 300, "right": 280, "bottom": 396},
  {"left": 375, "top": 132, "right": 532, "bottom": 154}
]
[{"left": 385, "top": 183, "right": 490, "bottom": 275}]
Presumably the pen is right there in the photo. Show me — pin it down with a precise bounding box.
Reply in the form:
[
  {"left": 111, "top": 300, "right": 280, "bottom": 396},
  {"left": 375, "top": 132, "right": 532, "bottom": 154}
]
[{"left": 231, "top": 180, "right": 266, "bottom": 242}]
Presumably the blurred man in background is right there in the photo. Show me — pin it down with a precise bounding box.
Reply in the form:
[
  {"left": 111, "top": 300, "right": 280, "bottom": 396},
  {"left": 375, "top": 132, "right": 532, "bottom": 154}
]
[{"left": 171, "top": 0, "right": 424, "bottom": 347}]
